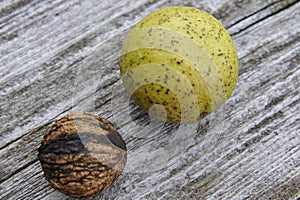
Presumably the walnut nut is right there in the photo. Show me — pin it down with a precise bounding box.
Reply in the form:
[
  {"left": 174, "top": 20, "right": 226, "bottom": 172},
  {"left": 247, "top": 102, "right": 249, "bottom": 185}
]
[{"left": 38, "top": 112, "right": 127, "bottom": 198}]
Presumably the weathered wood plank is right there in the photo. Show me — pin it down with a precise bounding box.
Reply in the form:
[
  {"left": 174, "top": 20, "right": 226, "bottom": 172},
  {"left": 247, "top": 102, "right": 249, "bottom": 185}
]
[{"left": 0, "top": 0, "right": 299, "bottom": 199}]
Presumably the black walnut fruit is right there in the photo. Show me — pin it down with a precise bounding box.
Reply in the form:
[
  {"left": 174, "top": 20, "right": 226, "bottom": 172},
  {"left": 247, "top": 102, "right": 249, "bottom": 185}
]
[{"left": 38, "top": 112, "right": 127, "bottom": 198}]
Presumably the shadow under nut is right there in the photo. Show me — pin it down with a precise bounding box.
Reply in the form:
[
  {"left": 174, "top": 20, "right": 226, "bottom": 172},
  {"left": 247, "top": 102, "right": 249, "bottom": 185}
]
[{"left": 38, "top": 112, "right": 127, "bottom": 198}]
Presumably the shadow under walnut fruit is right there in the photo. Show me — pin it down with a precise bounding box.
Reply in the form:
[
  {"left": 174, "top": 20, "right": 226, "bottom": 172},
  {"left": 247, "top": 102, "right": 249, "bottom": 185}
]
[{"left": 38, "top": 112, "right": 127, "bottom": 198}]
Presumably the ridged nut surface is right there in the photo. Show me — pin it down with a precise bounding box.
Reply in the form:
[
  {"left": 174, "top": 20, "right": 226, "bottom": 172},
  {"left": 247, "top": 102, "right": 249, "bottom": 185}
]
[{"left": 38, "top": 112, "right": 127, "bottom": 198}]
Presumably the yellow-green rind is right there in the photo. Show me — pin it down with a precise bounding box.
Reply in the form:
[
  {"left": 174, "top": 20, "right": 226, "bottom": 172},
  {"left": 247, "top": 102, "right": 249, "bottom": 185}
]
[
  {"left": 120, "top": 6, "right": 239, "bottom": 124},
  {"left": 135, "top": 6, "right": 238, "bottom": 98},
  {"left": 120, "top": 49, "right": 211, "bottom": 123}
]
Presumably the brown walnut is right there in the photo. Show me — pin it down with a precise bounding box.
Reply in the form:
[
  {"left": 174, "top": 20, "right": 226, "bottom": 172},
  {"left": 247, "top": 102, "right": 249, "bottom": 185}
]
[{"left": 38, "top": 112, "right": 127, "bottom": 198}]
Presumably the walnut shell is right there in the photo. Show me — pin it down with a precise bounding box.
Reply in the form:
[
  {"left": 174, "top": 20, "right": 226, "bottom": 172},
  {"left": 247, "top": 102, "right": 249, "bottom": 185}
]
[{"left": 38, "top": 112, "right": 127, "bottom": 198}]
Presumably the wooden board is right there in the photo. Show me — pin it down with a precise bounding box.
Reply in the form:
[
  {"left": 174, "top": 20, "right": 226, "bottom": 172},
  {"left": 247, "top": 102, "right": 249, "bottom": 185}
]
[{"left": 0, "top": 0, "right": 299, "bottom": 199}]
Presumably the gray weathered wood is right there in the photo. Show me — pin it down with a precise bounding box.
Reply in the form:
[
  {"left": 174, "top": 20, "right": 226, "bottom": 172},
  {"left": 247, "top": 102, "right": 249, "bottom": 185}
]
[{"left": 0, "top": 0, "right": 299, "bottom": 199}]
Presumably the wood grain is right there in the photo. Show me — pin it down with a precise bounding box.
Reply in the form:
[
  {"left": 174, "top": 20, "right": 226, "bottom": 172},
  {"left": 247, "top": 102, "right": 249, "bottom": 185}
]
[{"left": 0, "top": 0, "right": 299, "bottom": 199}]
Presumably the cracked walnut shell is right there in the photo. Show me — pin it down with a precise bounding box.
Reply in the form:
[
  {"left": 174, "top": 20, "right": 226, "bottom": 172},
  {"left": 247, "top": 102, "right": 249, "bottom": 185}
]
[{"left": 38, "top": 112, "right": 127, "bottom": 198}]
